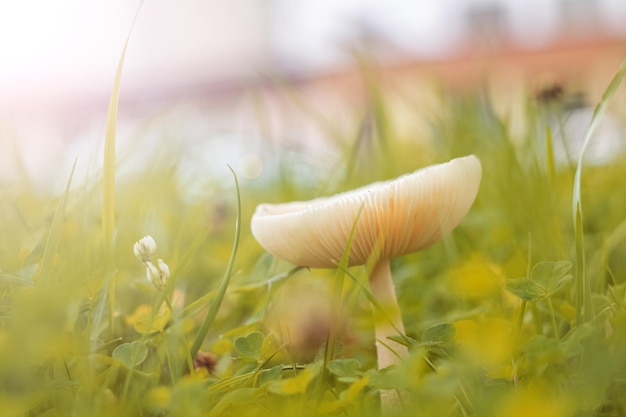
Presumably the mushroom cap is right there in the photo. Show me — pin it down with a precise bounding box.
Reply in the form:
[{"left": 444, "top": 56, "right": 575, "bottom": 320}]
[{"left": 251, "top": 155, "right": 482, "bottom": 268}]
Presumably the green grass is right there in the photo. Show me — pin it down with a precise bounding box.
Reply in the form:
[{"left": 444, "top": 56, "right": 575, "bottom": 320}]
[{"left": 1, "top": 44, "right": 626, "bottom": 416}]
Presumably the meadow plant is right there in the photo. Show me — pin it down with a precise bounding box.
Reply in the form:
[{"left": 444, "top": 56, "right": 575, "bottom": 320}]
[
  {"left": 0, "top": 30, "right": 625, "bottom": 417},
  {"left": 134, "top": 235, "right": 170, "bottom": 290}
]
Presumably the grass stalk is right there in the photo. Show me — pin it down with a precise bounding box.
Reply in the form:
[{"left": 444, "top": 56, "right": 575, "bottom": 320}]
[
  {"left": 101, "top": 1, "right": 143, "bottom": 337},
  {"left": 545, "top": 125, "right": 555, "bottom": 182},
  {"left": 514, "top": 300, "right": 527, "bottom": 343},
  {"left": 515, "top": 233, "right": 533, "bottom": 342},
  {"left": 102, "top": 4, "right": 142, "bottom": 254},
  {"left": 190, "top": 166, "right": 242, "bottom": 358},
  {"left": 319, "top": 206, "right": 363, "bottom": 393},
  {"left": 571, "top": 58, "right": 626, "bottom": 326},
  {"left": 336, "top": 264, "right": 407, "bottom": 343},
  {"left": 547, "top": 296, "right": 560, "bottom": 340},
  {"left": 36, "top": 159, "right": 76, "bottom": 283},
  {"left": 574, "top": 207, "right": 589, "bottom": 326}
]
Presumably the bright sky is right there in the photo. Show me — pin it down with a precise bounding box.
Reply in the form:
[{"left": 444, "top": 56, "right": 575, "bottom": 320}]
[
  {"left": 0, "top": 2, "right": 124, "bottom": 101},
  {"left": 0, "top": 0, "right": 263, "bottom": 112},
  {"left": 1, "top": 0, "right": 625, "bottom": 113}
]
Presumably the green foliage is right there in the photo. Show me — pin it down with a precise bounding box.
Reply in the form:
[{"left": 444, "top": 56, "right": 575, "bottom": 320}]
[
  {"left": 506, "top": 261, "right": 572, "bottom": 301},
  {"left": 36, "top": 160, "right": 76, "bottom": 283},
  {"left": 328, "top": 358, "right": 362, "bottom": 381},
  {"left": 190, "top": 166, "right": 242, "bottom": 358},
  {"left": 112, "top": 341, "right": 148, "bottom": 368},
  {"left": 234, "top": 331, "right": 265, "bottom": 359},
  {"left": 421, "top": 322, "right": 456, "bottom": 346},
  {"left": 571, "top": 58, "right": 626, "bottom": 326},
  {"left": 1, "top": 43, "right": 626, "bottom": 417}
]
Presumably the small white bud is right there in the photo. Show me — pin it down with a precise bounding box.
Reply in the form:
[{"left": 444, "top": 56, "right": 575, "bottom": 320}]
[
  {"left": 145, "top": 259, "right": 170, "bottom": 290},
  {"left": 134, "top": 235, "right": 157, "bottom": 263},
  {"left": 157, "top": 258, "right": 170, "bottom": 283},
  {"left": 145, "top": 261, "right": 160, "bottom": 287}
]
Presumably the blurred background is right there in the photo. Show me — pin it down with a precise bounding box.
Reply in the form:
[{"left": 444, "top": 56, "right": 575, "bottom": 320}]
[{"left": 1, "top": 0, "right": 626, "bottom": 190}]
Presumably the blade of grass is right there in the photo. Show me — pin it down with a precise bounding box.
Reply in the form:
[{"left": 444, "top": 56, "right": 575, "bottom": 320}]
[
  {"left": 99, "top": 0, "right": 143, "bottom": 337},
  {"left": 355, "top": 52, "right": 392, "bottom": 160},
  {"left": 571, "top": 58, "right": 626, "bottom": 326},
  {"left": 514, "top": 233, "right": 533, "bottom": 344},
  {"left": 573, "top": 207, "right": 589, "bottom": 326},
  {"left": 102, "top": 0, "right": 143, "bottom": 254},
  {"left": 601, "top": 218, "right": 626, "bottom": 279},
  {"left": 35, "top": 159, "right": 77, "bottom": 283},
  {"left": 319, "top": 205, "right": 364, "bottom": 392},
  {"left": 344, "top": 111, "right": 373, "bottom": 184},
  {"left": 545, "top": 124, "right": 555, "bottom": 181},
  {"left": 363, "top": 69, "right": 392, "bottom": 170},
  {"left": 190, "top": 166, "right": 242, "bottom": 358},
  {"left": 181, "top": 267, "right": 303, "bottom": 320},
  {"left": 336, "top": 264, "right": 407, "bottom": 344}
]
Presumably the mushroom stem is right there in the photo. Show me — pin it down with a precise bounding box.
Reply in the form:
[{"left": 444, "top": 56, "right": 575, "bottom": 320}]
[{"left": 369, "top": 258, "right": 408, "bottom": 369}]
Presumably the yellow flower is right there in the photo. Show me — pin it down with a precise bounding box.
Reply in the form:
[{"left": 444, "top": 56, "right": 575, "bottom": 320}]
[
  {"left": 126, "top": 304, "right": 171, "bottom": 334},
  {"left": 455, "top": 317, "right": 514, "bottom": 370},
  {"left": 448, "top": 253, "right": 505, "bottom": 299},
  {"left": 493, "top": 385, "right": 570, "bottom": 417}
]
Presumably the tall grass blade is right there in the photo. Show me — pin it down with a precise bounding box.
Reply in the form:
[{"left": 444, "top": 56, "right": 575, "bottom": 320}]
[
  {"left": 101, "top": 45, "right": 122, "bottom": 255},
  {"left": 572, "top": 58, "right": 626, "bottom": 326},
  {"left": 366, "top": 75, "right": 392, "bottom": 166},
  {"left": 545, "top": 125, "right": 555, "bottom": 181},
  {"left": 190, "top": 166, "right": 242, "bottom": 358},
  {"left": 182, "top": 266, "right": 302, "bottom": 319},
  {"left": 36, "top": 159, "right": 77, "bottom": 283},
  {"left": 99, "top": 1, "right": 143, "bottom": 337},
  {"left": 102, "top": 1, "right": 143, "bottom": 255},
  {"left": 337, "top": 264, "right": 406, "bottom": 339},
  {"left": 320, "top": 205, "right": 364, "bottom": 392},
  {"left": 356, "top": 54, "right": 391, "bottom": 160}
]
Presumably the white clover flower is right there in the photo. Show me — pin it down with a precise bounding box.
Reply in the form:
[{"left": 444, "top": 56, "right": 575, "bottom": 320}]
[
  {"left": 145, "top": 261, "right": 159, "bottom": 285},
  {"left": 145, "top": 259, "right": 170, "bottom": 290},
  {"left": 157, "top": 258, "right": 170, "bottom": 281},
  {"left": 134, "top": 235, "right": 157, "bottom": 263},
  {"left": 134, "top": 236, "right": 170, "bottom": 290}
]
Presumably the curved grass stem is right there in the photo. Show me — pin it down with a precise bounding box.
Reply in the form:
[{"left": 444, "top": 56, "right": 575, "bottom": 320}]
[
  {"left": 571, "top": 58, "right": 626, "bottom": 326},
  {"left": 190, "top": 166, "right": 242, "bottom": 359}
]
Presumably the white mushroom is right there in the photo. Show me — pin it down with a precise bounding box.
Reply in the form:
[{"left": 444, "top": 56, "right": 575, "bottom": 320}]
[{"left": 251, "top": 155, "right": 482, "bottom": 373}]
